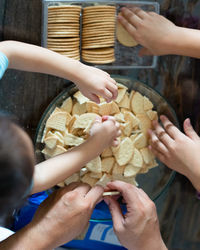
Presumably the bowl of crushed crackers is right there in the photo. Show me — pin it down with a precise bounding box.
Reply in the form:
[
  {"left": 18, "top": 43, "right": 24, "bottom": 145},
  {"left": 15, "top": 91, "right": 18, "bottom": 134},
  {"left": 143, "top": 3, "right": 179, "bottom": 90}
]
[{"left": 35, "top": 75, "right": 178, "bottom": 201}]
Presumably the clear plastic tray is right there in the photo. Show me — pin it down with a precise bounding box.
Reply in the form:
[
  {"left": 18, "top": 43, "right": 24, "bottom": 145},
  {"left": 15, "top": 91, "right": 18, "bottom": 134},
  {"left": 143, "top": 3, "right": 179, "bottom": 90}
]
[{"left": 42, "top": 0, "right": 160, "bottom": 69}]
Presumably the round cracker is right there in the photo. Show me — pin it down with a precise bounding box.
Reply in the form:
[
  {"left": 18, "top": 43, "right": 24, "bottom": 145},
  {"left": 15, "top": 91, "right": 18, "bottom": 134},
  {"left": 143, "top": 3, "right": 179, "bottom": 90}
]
[
  {"left": 82, "top": 48, "right": 114, "bottom": 54},
  {"left": 116, "top": 19, "right": 138, "bottom": 47},
  {"left": 82, "top": 32, "right": 114, "bottom": 38},
  {"left": 82, "top": 58, "right": 115, "bottom": 64},
  {"left": 48, "top": 34, "right": 79, "bottom": 38},
  {"left": 48, "top": 20, "right": 80, "bottom": 24},
  {"left": 47, "top": 37, "right": 80, "bottom": 41},
  {"left": 48, "top": 48, "right": 79, "bottom": 53},
  {"left": 83, "top": 13, "right": 115, "bottom": 18},
  {"left": 83, "top": 5, "right": 116, "bottom": 10},
  {"left": 47, "top": 41, "right": 80, "bottom": 44},
  {"left": 48, "top": 26, "right": 79, "bottom": 30},
  {"left": 82, "top": 35, "right": 114, "bottom": 40},
  {"left": 82, "top": 38, "right": 115, "bottom": 43},
  {"left": 48, "top": 5, "right": 81, "bottom": 10},
  {"left": 82, "top": 18, "right": 115, "bottom": 25},
  {"left": 82, "top": 54, "right": 114, "bottom": 59},
  {"left": 47, "top": 46, "right": 80, "bottom": 51},
  {"left": 83, "top": 25, "right": 115, "bottom": 30},
  {"left": 48, "top": 12, "right": 80, "bottom": 16},
  {"left": 48, "top": 23, "right": 80, "bottom": 27},
  {"left": 82, "top": 44, "right": 114, "bottom": 49}
]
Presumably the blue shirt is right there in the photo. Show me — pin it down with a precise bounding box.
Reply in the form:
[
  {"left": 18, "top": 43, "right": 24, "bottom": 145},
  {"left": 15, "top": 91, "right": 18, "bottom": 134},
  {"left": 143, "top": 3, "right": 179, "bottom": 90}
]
[{"left": 0, "top": 52, "right": 9, "bottom": 79}]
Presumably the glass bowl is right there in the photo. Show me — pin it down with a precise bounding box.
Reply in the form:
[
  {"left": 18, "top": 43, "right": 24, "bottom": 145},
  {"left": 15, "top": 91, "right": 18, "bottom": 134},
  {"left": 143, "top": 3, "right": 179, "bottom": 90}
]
[{"left": 35, "top": 75, "right": 178, "bottom": 206}]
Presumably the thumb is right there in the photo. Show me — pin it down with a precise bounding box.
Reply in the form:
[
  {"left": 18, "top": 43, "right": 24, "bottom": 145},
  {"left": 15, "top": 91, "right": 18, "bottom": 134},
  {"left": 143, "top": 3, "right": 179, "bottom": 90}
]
[
  {"left": 183, "top": 118, "right": 199, "bottom": 141},
  {"left": 139, "top": 47, "right": 153, "bottom": 56},
  {"left": 104, "top": 197, "right": 124, "bottom": 229}
]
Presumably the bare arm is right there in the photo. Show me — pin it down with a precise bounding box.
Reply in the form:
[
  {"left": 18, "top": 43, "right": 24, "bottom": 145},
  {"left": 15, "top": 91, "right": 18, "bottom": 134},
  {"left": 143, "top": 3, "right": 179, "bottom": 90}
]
[
  {"left": 32, "top": 117, "right": 121, "bottom": 194},
  {"left": 119, "top": 7, "right": 200, "bottom": 58},
  {"left": 0, "top": 41, "right": 117, "bottom": 103}
]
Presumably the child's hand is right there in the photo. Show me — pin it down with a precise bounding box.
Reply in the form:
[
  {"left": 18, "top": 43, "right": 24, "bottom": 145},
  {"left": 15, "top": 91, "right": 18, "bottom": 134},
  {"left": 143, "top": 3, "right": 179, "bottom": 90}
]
[
  {"left": 74, "top": 64, "right": 118, "bottom": 104},
  {"left": 90, "top": 116, "right": 121, "bottom": 148},
  {"left": 118, "top": 7, "right": 179, "bottom": 56},
  {"left": 149, "top": 115, "right": 200, "bottom": 191}
]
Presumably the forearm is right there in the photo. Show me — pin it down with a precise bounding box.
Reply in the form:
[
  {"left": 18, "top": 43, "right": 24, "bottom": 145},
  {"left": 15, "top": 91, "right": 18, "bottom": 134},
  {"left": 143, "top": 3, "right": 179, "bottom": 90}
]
[
  {"left": 0, "top": 224, "right": 54, "bottom": 250},
  {"left": 167, "top": 26, "right": 200, "bottom": 58},
  {"left": 0, "top": 40, "right": 82, "bottom": 82},
  {"left": 32, "top": 135, "right": 104, "bottom": 193},
  {"left": 129, "top": 237, "right": 167, "bottom": 250}
]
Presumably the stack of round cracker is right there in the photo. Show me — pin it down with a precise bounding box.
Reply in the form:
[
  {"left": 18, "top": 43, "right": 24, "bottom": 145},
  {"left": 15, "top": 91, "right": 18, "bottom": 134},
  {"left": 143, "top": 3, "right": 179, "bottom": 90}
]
[
  {"left": 81, "top": 5, "right": 116, "bottom": 64},
  {"left": 47, "top": 5, "right": 81, "bottom": 60}
]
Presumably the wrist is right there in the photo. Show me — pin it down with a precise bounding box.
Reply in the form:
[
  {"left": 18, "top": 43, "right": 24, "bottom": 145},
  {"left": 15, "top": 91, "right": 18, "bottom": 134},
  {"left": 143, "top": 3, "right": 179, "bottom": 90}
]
[
  {"left": 128, "top": 236, "right": 167, "bottom": 250},
  {"left": 167, "top": 26, "right": 200, "bottom": 58},
  {"left": 188, "top": 173, "right": 200, "bottom": 192},
  {"left": 24, "top": 222, "right": 55, "bottom": 250},
  {"left": 62, "top": 57, "right": 82, "bottom": 83},
  {"left": 164, "top": 26, "right": 184, "bottom": 55},
  {"left": 68, "top": 61, "right": 85, "bottom": 85},
  {"left": 88, "top": 133, "right": 106, "bottom": 154}
]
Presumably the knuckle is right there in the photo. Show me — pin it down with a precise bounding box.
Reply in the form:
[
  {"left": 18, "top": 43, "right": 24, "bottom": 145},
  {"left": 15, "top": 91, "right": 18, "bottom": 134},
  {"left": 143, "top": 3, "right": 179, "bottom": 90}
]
[
  {"left": 114, "top": 224, "right": 124, "bottom": 234},
  {"left": 149, "top": 11, "right": 156, "bottom": 16},
  {"left": 148, "top": 201, "right": 156, "bottom": 212},
  {"left": 82, "top": 202, "right": 90, "bottom": 211},
  {"left": 168, "top": 142, "right": 176, "bottom": 151},
  {"left": 98, "top": 87, "right": 106, "bottom": 94},
  {"left": 62, "top": 191, "right": 77, "bottom": 203}
]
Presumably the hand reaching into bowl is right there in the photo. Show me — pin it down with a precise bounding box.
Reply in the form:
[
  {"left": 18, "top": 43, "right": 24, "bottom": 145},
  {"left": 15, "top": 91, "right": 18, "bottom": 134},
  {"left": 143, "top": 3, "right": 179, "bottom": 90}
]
[{"left": 149, "top": 115, "right": 200, "bottom": 191}]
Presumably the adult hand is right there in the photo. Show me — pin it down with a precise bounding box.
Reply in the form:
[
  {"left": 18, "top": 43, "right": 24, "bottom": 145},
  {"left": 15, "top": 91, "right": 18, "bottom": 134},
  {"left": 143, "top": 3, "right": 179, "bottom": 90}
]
[
  {"left": 105, "top": 181, "right": 167, "bottom": 250},
  {"left": 2, "top": 183, "right": 103, "bottom": 250},
  {"left": 32, "top": 183, "right": 103, "bottom": 248},
  {"left": 149, "top": 115, "right": 200, "bottom": 191},
  {"left": 118, "top": 7, "right": 179, "bottom": 56}
]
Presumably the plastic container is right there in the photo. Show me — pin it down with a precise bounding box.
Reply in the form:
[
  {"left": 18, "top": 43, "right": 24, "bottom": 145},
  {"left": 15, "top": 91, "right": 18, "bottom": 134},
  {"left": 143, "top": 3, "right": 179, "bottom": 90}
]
[{"left": 42, "top": 0, "right": 160, "bottom": 69}]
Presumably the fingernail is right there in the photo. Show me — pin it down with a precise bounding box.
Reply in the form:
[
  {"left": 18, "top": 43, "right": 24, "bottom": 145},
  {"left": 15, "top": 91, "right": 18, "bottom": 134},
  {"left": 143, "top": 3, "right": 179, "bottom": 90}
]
[{"left": 186, "top": 118, "right": 191, "bottom": 126}]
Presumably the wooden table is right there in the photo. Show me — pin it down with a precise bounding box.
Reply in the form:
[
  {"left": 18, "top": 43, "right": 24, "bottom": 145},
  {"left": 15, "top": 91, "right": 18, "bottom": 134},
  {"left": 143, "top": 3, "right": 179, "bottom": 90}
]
[{"left": 1, "top": 0, "right": 200, "bottom": 249}]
